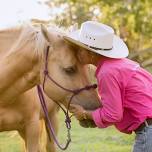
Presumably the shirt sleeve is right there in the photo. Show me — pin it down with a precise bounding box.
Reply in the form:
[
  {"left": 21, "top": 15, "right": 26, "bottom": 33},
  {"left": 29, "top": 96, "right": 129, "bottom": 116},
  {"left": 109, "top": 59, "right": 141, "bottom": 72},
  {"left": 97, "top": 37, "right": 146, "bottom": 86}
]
[{"left": 92, "top": 72, "right": 123, "bottom": 128}]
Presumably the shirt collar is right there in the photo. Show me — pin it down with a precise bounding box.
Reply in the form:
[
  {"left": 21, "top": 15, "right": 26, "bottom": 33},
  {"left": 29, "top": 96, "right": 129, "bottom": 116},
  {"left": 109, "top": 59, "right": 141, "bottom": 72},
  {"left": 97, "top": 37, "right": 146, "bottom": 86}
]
[
  {"left": 95, "top": 57, "right": 114, "bottom": 77},
  {"left": 95, "top": 58, "right": 105, "bottom": 77}
]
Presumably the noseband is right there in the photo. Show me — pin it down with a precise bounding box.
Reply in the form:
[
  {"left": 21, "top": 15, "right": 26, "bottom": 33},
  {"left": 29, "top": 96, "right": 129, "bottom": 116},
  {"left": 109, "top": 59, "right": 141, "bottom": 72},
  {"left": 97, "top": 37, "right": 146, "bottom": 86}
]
[{"left": 37, "top": 45, "right": 97, "bottom": 150}]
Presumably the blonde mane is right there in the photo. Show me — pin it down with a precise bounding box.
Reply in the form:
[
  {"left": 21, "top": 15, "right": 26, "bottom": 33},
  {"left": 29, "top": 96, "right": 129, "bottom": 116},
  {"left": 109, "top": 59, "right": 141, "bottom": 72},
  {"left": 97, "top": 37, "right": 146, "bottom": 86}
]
[
  {"left": 6, "top": 24, "right": 69, "bottom": 60},
  {"left": 6, "top": 24, "right": 45, "bottom": 59}
]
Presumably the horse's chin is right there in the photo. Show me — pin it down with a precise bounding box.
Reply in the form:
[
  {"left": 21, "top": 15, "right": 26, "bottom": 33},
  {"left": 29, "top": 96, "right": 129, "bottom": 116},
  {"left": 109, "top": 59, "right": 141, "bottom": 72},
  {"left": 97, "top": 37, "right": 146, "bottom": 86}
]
[{"left": 79, "top": 119, "right": 97, "bottom": 128}]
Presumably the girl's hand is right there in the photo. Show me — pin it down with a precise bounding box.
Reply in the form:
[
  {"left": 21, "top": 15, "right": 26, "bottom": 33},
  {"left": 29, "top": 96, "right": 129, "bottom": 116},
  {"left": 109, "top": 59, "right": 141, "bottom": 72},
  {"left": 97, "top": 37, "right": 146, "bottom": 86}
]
[{"left": 69, "top": 104, "right": 87, "bottom": 120}]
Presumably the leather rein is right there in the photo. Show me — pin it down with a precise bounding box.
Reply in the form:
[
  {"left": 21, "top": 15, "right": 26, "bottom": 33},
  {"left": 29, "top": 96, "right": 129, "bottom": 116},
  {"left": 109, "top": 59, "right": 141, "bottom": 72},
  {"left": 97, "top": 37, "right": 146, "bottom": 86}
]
[{"left": 37, "top": 45, "right": 97, "bottom": 150}]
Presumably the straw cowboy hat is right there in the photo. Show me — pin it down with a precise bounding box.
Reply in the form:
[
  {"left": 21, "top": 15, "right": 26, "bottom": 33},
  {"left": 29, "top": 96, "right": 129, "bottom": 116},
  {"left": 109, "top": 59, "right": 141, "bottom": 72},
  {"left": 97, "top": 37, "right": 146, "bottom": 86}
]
[{"left": 63, "top": 21, "right": 129, "bottom": 58}]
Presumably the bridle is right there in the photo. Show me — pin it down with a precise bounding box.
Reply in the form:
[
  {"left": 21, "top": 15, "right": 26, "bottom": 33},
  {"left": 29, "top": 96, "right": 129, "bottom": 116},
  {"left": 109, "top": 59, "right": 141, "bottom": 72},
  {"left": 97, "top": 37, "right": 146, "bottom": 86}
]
[{"left": 37, "top": 45, "right": 97, "bottom": 150}]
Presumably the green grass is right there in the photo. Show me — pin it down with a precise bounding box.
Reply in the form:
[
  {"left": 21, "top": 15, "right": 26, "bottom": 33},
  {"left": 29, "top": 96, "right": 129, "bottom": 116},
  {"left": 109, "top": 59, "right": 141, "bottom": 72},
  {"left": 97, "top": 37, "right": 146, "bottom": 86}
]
[
  {"left": 0, "top": 131, "right": 24, "bottom": 152},
  {"left": 57, "top": 112, "right": 134, "bottom": 152},
  {"left": 0, "top": 112, "right": 135, "bottom": 152}
]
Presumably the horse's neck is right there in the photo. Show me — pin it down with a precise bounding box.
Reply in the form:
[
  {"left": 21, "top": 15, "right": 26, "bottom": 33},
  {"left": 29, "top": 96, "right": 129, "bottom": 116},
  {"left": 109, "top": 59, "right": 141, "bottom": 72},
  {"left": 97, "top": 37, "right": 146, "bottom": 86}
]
[
  {"left": 0, "top": 42, "right": 40, "bottom": 102},
  {"left": 0, "top": 27, "right": 22, "bottom": 57}
]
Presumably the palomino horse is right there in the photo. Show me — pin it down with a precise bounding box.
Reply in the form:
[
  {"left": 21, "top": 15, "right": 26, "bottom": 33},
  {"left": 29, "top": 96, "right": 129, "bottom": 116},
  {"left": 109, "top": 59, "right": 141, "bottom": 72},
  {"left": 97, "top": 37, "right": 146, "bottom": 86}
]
[
  {"left": 0, "top": 27, "right": 59, "bottom": 152},
  {"left": 0, "top": 24, "right": 100, "bottom": 152}
]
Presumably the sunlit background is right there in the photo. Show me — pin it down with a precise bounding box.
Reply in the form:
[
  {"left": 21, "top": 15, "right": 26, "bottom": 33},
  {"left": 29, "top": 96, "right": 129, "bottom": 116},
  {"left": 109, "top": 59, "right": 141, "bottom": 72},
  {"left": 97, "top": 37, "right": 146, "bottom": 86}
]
[{"left": 0, "top": 0, "right": 50, "bottom": 28}]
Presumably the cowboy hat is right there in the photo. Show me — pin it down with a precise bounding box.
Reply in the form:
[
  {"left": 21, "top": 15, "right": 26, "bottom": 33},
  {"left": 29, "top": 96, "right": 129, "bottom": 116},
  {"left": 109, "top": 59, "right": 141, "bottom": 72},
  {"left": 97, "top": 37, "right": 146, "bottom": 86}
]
[{"left": 63, "top": 21, "right": 129, "bottom": 58}]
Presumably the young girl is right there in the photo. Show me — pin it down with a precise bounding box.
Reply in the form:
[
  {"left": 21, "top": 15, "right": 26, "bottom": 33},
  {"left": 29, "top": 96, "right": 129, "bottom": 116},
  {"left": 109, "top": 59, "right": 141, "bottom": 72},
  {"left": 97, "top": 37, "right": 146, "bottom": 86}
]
[{"left": 64, "top": 21, "right": 152, "bottom": 152}]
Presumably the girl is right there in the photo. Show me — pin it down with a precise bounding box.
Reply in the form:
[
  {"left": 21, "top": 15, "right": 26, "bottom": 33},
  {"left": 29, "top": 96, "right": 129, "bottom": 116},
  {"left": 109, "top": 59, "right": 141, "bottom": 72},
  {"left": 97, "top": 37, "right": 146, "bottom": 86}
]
[{"left": 64, "top": 21, "right": 152, "bottom": 152}]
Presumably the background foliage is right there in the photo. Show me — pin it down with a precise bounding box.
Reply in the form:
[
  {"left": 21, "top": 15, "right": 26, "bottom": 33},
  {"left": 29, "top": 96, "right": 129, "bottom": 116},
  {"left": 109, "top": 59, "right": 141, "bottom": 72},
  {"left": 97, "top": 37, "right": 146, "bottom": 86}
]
[{"left": 43, "top": 0, "right": 152, "bottom": 68}]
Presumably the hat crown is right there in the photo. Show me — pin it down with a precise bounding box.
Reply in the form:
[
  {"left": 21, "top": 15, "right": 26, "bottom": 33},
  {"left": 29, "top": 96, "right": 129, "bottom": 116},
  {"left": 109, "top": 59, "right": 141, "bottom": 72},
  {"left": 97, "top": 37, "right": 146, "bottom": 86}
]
[
  {"left": 64, "top": 20, "right": 129, "bottom": 58},
  {"left": 79, "top": 21, "right": 114, "bottom": 49}
]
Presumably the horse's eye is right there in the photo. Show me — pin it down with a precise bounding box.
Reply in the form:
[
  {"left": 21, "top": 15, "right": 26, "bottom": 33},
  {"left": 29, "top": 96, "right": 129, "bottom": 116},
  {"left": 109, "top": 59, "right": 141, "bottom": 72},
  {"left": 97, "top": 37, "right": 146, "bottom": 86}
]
[{"left": 64, "top": 66, "right": 77, "bottom": 75}]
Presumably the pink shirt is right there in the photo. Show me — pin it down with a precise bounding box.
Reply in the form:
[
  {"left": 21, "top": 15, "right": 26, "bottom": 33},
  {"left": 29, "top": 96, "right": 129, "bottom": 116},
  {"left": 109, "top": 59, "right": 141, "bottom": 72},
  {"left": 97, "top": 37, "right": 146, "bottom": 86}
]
[{"left": 92, "top": 58, "right": 152, "bottom": 134}]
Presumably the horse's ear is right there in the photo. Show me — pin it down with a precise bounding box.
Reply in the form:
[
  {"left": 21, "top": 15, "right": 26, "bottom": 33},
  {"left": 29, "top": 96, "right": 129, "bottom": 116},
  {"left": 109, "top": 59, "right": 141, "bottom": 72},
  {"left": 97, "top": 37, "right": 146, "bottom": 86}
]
[
  {"left": 68, "top": 23, "right": 78, "bottom": 33},
  {"left": 41, "top": 24, "right": 50, "bottom": 43}
]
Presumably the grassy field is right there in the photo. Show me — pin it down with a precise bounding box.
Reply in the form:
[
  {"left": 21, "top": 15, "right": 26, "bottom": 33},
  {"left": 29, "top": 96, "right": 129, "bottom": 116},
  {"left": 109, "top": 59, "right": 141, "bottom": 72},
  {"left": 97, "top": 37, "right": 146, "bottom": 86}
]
[{"left": 0, "top": 112, "right": 135, "bottom": 152}]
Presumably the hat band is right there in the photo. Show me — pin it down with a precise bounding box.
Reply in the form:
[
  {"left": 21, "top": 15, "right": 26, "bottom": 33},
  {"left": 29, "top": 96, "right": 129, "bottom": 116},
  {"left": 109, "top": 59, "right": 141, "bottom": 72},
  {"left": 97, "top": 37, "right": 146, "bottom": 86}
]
[{"left": 85, "top": 44, "right": 113, "bottom": 51}]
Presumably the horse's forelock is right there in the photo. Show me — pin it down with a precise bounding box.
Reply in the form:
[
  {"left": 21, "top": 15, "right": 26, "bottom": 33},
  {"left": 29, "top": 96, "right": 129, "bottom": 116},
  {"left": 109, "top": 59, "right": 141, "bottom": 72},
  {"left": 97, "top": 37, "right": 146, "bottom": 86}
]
[
  {"left": 8, "top": 24, "right": 46, "bottom": 59},
  {"left": 9, "top": 24, "right": 72, "bottom": 61}
]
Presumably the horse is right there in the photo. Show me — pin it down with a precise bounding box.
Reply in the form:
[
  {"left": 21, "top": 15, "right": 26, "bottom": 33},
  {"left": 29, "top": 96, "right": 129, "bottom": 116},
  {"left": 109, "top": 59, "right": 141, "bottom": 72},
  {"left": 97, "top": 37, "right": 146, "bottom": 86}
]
[
  {"left": 0, "top": 24, "right": 100, "bottom": 152},
  {"left": 0, "top": 26, "right": 59, "bottom": 152}
]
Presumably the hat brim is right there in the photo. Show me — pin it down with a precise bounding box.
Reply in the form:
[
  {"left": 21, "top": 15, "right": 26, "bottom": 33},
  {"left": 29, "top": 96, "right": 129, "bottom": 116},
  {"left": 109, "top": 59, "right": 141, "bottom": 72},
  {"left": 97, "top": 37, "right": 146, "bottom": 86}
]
[{"left": 63, "top": 30, "right": 129, "bottom": 59}]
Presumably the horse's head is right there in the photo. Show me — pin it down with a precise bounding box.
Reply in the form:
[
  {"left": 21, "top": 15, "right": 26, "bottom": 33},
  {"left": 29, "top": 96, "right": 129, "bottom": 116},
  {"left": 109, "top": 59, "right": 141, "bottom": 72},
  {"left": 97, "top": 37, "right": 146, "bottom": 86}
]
[{"left": 40, "top": 25, "right": 101, "bottom": 128}]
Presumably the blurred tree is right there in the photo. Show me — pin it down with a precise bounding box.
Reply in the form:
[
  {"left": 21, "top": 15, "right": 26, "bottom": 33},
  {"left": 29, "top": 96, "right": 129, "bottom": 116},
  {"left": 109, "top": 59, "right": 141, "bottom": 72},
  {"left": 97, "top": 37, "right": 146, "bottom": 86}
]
[{"left": 44, "top": 0, "right": 152, "bottom": 68}]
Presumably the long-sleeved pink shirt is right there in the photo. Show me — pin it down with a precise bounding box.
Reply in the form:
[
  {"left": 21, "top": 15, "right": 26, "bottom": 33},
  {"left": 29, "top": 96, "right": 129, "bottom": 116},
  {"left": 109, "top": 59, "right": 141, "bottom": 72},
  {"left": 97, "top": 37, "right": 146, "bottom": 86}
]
[{"left": 92, "top": 58, "right": 152, "bottom": 134}]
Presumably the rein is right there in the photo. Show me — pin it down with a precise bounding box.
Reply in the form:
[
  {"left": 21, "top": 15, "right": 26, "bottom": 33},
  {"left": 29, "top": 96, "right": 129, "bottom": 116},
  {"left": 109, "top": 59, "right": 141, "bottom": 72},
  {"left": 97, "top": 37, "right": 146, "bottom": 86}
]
[{"left": 37, "top": 46, "right": 97, "bottom": 150}]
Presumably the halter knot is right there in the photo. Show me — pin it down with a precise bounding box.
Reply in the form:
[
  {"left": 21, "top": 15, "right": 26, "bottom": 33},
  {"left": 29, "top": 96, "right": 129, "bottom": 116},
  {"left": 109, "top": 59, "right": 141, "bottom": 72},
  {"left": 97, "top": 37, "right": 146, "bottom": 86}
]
[
  {"left": 73, "top": 89, "right": 82, "bottom": 95},
  {"left": 90, "top": 84, "right": 98, "bottom": 89},
  {"left": 44, "top": 70, "right": 49, "bottom": 75},
  {"left": 65, "top": 116, "right": 71, "bottom": 129}
]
